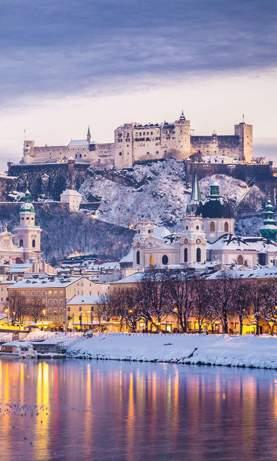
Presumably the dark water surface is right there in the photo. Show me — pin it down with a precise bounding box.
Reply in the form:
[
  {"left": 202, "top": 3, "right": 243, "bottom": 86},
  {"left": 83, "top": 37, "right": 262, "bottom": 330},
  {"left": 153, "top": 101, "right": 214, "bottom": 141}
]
[{"left": 0, "top": 359, "right": 276, "bottom": 461}]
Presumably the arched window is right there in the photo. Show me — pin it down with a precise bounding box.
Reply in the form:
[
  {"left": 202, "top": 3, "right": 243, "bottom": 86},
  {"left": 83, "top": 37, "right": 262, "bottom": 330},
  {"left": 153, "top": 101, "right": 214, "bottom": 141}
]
[
  {"left": 184, "top": 248, "right": 188, "bottom": 263},
  {"left": 149, "top": 255, "right": 154, "bottom": 266},
  {"left": 237, "top": 255, "right": 244, "bottom": 265},
  {"left": 224, "top": 222, "right": 229, "bottom": 232},
  {"left": 136, "top": 250, "right": 140, "bottom": 265},
  {"left": 162, "top": 255, "right": 169, "bottom": 265},
  {"left": 32, "top": 239, "right": 36, "bottom": 248},
  {"left": 210, "top": 222, "right": 215, "bottom": 232},
  {"left": 19, "top": 239, "right": 23, "bottom": 247},
  {"left": 196, "top": 248, "right": 201, "bottom": 263}
]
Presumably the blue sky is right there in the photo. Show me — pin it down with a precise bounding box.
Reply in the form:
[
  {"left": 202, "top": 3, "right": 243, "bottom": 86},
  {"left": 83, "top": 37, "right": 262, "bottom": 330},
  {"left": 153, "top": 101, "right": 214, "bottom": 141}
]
[{"left": 0, "top": 0, "right": 277, "bottom": 164}]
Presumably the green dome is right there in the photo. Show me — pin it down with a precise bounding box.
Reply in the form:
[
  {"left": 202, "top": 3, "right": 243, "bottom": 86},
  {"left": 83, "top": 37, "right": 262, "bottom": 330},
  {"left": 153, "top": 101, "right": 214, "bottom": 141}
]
[{"left": 20, "top": 202, "right": 35, "bottom": 213}]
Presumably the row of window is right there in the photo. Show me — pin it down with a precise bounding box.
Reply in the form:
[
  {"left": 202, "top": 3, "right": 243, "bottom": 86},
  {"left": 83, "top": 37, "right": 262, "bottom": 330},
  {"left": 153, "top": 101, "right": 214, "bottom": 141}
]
[
  {"left": 136, "top": 248, "right": 202, "bottom": 265},
  {"left": 19, "top": 239, "right": 36, "bottom": 248}
]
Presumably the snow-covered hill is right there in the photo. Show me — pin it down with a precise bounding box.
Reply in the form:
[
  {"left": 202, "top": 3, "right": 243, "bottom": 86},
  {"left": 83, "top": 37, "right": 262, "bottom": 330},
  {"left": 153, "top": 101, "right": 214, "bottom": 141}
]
[{"left": 80, "top": 160, "right": 265, "bottom": 227}]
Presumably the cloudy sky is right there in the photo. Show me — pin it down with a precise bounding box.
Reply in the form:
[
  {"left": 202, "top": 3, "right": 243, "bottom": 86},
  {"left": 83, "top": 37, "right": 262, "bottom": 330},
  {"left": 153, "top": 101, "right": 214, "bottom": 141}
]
[{"left": 0, "top": 0, "right": 277, "bottom": 166}]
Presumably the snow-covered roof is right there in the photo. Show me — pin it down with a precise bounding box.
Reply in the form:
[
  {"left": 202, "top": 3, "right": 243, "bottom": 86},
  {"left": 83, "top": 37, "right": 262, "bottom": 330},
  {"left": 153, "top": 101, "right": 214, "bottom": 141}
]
[
  {"left": 208, "top": 234, "right": 277, "bottom": 252},
  {"left": 11, "top": 276, "right": 84, "bottom": 289},
  {"left": 61, "top": 189, "right": 82, "bottom": 197},
  {"left": 111, "top": 272, "right": 145, "bottom": 284},
  {"left": 152, "top": 226, "right": 171, "bottom": 240},
  {"left": 208, "top": 266, "right": 277, "bottom": 279},
  {"left": 120, "top": 248, "right": 133, "bottom": 264},
  {"left": 68, "top": 139, "right": 88, "bottom": 147},
  {"left": 67, "top": 295, "right": 102, "bottom": 305},
  {"left": 10, "top": 263, "right": 33, "bottom": 273}
]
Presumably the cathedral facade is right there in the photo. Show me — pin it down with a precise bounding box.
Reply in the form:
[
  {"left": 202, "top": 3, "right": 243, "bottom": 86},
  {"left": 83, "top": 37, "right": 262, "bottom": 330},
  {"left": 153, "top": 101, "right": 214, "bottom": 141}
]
[
  {"left": 22, "top": 113, "right": 253, "bottom": 169},
  {"left": 128, "top": 179, "right": 277, "bottom": 271}
]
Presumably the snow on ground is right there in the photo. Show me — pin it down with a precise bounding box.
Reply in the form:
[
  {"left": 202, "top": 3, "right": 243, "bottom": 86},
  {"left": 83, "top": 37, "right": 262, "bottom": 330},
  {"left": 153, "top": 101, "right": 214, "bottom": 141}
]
[
  {"left": 199, "top": 174, "right": 265, "bottom": 210},
  {"left": 236, "top": 214, "right": 264, "bottom": 236},
  {"left": 80, "top": 160, "right": 190, "bottom": 227},
  {"left": 25, "top": 330, "right": 82, "bottom": 345},
  {"left": 66, "top": 333, "right": 277, "bottom": 370},
  {"left": 0, "top": 332, "right": 14, "bottom": 342},
  {"left": 80, "top": 162, "right": 264, "bottom": 227}
]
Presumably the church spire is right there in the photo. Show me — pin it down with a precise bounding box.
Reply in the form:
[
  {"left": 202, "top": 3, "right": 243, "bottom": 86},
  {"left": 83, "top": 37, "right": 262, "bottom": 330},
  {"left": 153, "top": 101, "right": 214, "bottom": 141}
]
[
  {"left": 191, "top": 173, "right": 201, "bottom": 203},
  {"left": 87, "top": 126, "right": 91, "bottom": 144},
  {"left": 186, "top": 173, "right": 201, "bottom": 215}
]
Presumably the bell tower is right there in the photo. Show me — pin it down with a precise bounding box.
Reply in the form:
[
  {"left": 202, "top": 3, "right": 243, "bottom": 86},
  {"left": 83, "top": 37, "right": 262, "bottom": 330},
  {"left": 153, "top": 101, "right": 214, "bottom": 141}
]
[{"left": 14, "top": 191, "right": 41, "bottom": 262}]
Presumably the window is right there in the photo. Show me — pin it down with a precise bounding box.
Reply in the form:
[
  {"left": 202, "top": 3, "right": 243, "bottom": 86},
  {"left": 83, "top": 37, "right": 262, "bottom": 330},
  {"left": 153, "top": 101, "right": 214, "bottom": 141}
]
[
  {"left": 19, "top": 239, "right": 23, "bottom": 247},
  {"left": 224, "top": 222, "right": 229, "bottom": 232},
  {"left": 196, "top": 248, "right": 201, "bottom": 263},
  {"left": 162, "top": 255, "right": 169, "bottom": 265},
  {"left": 210, "top": 222, "right": 216, "bottom": 232},
  {"left": 136, "top": 250, "right": 140, "bottom": 265},
  {"left": 184, "top": 248, "right": 188, "bottom": 263},
  {"left": 196, "top": 225, "right": 199, "bottom": 230},
  {"left": 32, "top": 239, "right": 36, "bottom": 248},
  {"left": 237, "top": 255, "right": 244, "bottom": 265}
]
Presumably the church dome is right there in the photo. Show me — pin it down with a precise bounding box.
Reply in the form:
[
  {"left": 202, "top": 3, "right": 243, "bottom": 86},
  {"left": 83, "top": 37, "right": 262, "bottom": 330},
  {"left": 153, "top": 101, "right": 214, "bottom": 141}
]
[
  {"left": 197, "top": 200, "right": 233, "bottom": 219},
  {"left": 196, "top": 181, "right": 234, "bottom": 219},
  {"left": 20, "top": 202, "right": 35, "bottom": 213}
]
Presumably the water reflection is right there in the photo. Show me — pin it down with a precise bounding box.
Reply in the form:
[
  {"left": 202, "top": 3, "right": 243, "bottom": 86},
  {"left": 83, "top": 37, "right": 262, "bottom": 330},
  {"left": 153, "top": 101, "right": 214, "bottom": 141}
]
[{"left": 0, "top": 359, "right": 276, "bottom": 461}]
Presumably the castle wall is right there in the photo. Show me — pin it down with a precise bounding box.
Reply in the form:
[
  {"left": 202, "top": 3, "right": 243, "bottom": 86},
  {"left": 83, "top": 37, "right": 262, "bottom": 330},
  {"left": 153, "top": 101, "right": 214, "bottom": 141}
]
[
  {"left": 22, "top": 117, "right": 253, "bottom": 169},
  {"left": 191, "top": 135, "right": 241, "bottom": 159}
]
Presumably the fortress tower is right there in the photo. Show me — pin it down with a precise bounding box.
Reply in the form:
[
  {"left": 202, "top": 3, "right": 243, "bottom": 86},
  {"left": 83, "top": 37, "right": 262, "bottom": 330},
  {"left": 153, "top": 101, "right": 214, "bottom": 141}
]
[{"left": 234, "top": 121, "right": 253, "bottom": 162}]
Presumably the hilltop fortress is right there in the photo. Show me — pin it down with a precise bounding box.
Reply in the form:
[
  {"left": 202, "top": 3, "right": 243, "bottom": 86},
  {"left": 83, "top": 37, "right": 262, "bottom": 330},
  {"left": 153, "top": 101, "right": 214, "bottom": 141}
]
[{"left": 22, "top": 113, "right": 253, "bottom": 169}]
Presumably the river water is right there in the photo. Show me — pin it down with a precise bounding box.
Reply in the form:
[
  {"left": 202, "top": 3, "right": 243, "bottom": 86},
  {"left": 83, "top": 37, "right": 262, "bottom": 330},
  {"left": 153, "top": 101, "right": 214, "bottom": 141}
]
[{"left": 0, "top": 359, "right": 276, "bottom": 461}]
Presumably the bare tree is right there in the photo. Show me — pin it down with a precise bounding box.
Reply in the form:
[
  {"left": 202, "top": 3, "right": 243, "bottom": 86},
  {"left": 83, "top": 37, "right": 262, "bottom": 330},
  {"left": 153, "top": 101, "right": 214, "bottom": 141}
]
[
  {"left": 212, "top": 273, "right": 239, "bottom": 334},
  {"left": 259, "top": 279, "right": 277, "bottom": 335},
  {"left": 136, "top": 269, "right": 171, "bottom": 332},
  {"left": 249, "top": 280, "right": 269, "bottom": 335},
  {"left": 235, "top": 280, "right": 252, "bottom": 335},
  {"left": 192, "top": 277, "right": 212, "bottom": 333},
  {"left": 167, "top": 270, "right": 194, "bottom": 332},
  {"left": 103, "top": 288, "right": 141, "bottom": 332},
  {"left": 9, "top": 294, "right": 27, "bottom": 325}
]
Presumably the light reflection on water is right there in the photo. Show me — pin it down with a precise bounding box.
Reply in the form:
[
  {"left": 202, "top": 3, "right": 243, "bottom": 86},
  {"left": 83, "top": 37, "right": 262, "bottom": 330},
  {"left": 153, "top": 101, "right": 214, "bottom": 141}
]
[{"left": 0, "top": 359, "right": 276, "bottom": 461}]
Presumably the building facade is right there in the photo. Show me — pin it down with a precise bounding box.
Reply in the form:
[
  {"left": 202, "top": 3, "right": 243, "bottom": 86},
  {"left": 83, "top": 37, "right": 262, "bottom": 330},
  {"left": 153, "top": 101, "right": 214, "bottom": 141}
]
[
  {"left": 8, "top": 276, "right": 107, "bottom": 326},
  {"left": 127, "top": 179, "right": 277, "bottom": 271},
  {"left": 22, "top": 114, "right": 253, "bottom": 169}
]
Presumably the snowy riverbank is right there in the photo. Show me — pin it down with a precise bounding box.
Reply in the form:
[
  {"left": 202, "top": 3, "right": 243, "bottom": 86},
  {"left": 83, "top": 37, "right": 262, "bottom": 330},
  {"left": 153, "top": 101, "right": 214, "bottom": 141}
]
[
  {"left": 66, "top": 333, "right": 277, "bottom": 370},
  {"left": 1, "top": 332, "right": 276, "bottom": 369}
]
